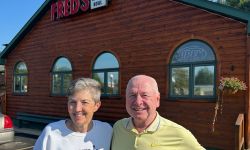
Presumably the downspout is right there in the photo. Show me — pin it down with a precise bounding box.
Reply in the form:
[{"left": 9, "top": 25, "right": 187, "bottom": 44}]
[{"left": 245, "top": 22, "right": 250, "bottom": 149}]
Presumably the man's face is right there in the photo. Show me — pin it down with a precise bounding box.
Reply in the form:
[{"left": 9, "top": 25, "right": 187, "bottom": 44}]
[
  {"left": 126, "top": 78, "right": 160, "bottom": 124},
  {"left": 68, "top": 90, "right": 100, "bottom": 128}
]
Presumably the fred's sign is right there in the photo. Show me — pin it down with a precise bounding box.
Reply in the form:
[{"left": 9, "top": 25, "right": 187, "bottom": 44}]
[{"left": 51, "top": 0, "right": 108, "bottom": 21}]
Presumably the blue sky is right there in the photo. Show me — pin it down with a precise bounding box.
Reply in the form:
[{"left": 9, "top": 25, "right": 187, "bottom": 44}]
[{"left": 0, "top": 0, "right": 45, "bottom": 52}]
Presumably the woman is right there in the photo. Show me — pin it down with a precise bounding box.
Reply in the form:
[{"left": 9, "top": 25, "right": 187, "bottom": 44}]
[{"left": 34, "top": 78, "right": 112, "bottom": 150}]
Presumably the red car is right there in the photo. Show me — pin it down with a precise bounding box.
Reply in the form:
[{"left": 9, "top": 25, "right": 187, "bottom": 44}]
[{"left": 0, "top": 113, "right": 14, "bottom": 144}]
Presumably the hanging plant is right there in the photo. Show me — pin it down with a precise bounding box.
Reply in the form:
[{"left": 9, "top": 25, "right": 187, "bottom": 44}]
[{"left": 212, "top": 77, "right": 247, "bottom": 132}]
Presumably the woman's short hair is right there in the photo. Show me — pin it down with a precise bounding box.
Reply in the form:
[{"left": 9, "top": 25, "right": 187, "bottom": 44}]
[{"left": 67, "top": 78, "right": 101, "bottom": 103}]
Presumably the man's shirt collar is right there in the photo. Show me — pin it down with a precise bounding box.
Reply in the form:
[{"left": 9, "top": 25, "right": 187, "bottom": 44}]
[{"left": 124, "top": 112, "right": 161, "bottom": 134}]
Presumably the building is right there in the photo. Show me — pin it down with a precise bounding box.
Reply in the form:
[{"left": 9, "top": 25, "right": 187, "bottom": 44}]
[{"left": 0, "top": 0, "right": 250, "bottom": 149}]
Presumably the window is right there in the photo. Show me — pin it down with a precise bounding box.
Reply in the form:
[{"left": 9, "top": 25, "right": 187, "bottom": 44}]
[
  {"left": 93, "top": 52, "right": 119, "bottom": 96},
  {"left": 169, "top": 40, "right": 216, "bottom": 98},
  {"left": 52, "top": 57, "right": 72, "bottom": 95},
  {"left": 14, "top": 62, "right": 28, "bottom": 93}
]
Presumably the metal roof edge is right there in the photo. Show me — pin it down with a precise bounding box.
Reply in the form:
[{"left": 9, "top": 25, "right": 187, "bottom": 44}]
[{"left": 175, "top": 0, "right": 250, "bottom": 35}]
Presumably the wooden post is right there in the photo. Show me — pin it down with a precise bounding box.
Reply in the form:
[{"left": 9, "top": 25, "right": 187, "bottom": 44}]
[{"left": 235, "top": 113, "right": 244, "bottom": 150}]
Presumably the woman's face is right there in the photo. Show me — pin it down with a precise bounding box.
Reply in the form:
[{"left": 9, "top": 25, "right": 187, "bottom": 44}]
[{"left": 68, "top": 90, "right": 100, "bottom": 129}]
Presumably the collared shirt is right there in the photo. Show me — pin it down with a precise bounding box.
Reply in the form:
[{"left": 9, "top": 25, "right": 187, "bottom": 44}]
[
  {"left": 125, "top": 113, "right": 161, "bottom": 134},
  {"left": 111, "top": 113, "right": 205, "bottom": 150}
]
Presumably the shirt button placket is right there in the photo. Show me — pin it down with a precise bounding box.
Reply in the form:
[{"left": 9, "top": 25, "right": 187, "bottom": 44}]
[{"left": 135, "top": 134, "right": 142, "bottom": 148}]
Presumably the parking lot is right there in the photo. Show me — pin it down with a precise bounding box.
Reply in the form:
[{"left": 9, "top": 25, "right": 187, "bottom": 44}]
[{"left": 0, "top": 132, "right": 38, "bottom": 150}]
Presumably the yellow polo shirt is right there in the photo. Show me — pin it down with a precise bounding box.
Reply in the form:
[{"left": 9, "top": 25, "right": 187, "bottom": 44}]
[{"left": 111, "top": 113, "right": 205, "bottom": 150}]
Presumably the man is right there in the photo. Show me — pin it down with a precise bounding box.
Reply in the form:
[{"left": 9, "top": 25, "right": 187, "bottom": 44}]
[
  {"left": 112, "top": 75, "right": 205, "bottom": 150},
  {"left": 34, "top": 78, "right": 112, "bottom": 150}
]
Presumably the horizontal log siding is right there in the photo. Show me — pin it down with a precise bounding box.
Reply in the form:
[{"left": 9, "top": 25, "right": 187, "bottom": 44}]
[{"left": 4, "top": 0, "right": 248, "bottom": 149}]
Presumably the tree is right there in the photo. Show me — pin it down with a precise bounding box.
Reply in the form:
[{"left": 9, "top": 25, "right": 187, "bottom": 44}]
[
  {"left": 195, "top": 67, "right": 214, "bottom": 85},
  {"left": 207, "top": 0, "right": 250, "bottom": 12},
  {"left": 171, "top": 68, "right": 189, "bottom": 95},
  {"left": 225, "top": 0, "right": 240, "bottom": 7},
  {"left": 238, "top": 0, "right": 250, "bottom": 11}
]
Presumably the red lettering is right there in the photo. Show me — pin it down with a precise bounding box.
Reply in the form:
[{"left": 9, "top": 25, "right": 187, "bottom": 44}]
[
  {"left": 70, "top": 0, "right": 80, "bottom": 15},
  {"left": 51, "top": 3, "right": 57, "bottom": 21},
  {"left": 57, "top": 0, "right": 64, "bottom": 19},
  {"left": 64, "top": 0, "right": 70, "bottom": 17},
  {"left": 80, "top": 0, "right": 89, "bottom": 12},
  {"left": 51, "top": 0, "right": 93, "bottom": 20}
]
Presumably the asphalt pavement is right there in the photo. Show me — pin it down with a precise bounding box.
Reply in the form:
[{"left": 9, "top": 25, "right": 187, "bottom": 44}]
[
  {"left": 0, "top": 135, "right": 36, "bottom": 150},
  {"left": 0, "top": 127, "right": 40, "bottom": 150}
]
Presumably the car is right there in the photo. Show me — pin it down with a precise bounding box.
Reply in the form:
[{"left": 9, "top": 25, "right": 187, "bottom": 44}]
[{"left": 0, "top": 113, "right": 14, "bottom": 144}]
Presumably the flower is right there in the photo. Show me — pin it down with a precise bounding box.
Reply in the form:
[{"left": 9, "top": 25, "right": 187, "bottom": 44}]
[
  {"left": 212, "top": 77, "right": 247, "bottom": 132},
  {"left": 219, "top": 77, "right": 247, "bottom": 94}
]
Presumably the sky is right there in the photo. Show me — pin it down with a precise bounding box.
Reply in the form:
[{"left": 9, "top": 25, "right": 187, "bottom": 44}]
[{"left": 0, "top": 0, "right": 45, "bottom": 52}]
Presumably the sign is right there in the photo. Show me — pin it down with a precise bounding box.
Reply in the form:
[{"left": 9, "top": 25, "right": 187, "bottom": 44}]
[
  {"left": 90, "top": 0, "right": 108, "bottom": 9},
  {"left": 51, "top": 0, "right": 109, "bottom": 21}
]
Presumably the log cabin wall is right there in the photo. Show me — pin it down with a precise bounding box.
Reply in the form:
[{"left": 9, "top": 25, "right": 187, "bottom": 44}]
[{"left": 3, "top": 0, "right": 248, "bottom": 149}]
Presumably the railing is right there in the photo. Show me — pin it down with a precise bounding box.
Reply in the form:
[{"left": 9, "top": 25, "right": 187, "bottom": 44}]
[{"left": 235, "top": 113, "right": 244, "bottom": 150}]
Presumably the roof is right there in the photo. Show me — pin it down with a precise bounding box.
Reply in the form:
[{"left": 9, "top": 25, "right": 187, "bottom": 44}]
[
  {"left": 0, "top": 0, "right": 250, "bottom": 64},
  {"left": 177, "top": 0, "right": 250, "bottom": 26}
]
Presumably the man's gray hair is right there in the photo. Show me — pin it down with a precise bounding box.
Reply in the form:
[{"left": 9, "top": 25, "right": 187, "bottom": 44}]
[{"left": 67, "top": 78, "right": 101, "bottom": 103}]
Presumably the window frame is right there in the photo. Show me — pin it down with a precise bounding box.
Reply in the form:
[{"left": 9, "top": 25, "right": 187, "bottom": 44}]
[
  {"left": 51, "top": 57, "right": 72, "bottom": 96},
  {"left": 13, "top": 61, "right": 28, "bottom": 94},
  {"left": 92, "top": 52, "right": 120, "bottom": 97},
  {"left": 169, "top": 40, "right": 216, "bottom": 100}
]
